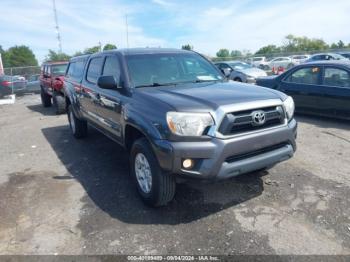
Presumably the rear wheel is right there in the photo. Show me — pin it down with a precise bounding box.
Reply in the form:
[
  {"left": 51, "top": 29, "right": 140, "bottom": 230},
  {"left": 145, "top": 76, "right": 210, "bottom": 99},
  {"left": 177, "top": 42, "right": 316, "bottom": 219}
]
[
  {"left": 67, "top": 105, "right": 87, "bottom": 139},
  {"left": 41, "top": 88, "right": 52, "bottom": 107},
  {"left": 130, "top": 137, "right": 176, "bottom": 207},
  {"left": 53, "top": 91, "right": 66, "bottom": 114},
  {"left": 234, "top": 77, "right": 242, "bottom": 82}
]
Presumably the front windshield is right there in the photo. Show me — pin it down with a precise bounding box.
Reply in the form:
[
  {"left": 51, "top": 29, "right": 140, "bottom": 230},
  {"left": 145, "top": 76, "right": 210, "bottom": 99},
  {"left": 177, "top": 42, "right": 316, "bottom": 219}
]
[
  {"left": 228, "top": 62, "right": 252, "bottom": 70},
  {"left": 52, "top": 64, "right": 68, "bottom": 76},
  {"left": 125, "top": 53, "right": 223, "bottom": 87}
]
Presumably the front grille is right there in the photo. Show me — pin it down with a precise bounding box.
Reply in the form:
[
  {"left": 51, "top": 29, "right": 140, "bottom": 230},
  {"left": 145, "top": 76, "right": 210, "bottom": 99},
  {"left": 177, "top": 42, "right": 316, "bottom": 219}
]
[
  {"left": 225, "top": 142, "right": 289, "bottom": 163},
  {"left": 218, "top": 105, "right": 285, "bottom": 136}
]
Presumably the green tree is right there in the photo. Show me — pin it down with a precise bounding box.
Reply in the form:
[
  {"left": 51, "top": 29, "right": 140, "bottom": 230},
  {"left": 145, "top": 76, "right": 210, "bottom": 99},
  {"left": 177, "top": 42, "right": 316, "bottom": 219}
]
[
  {"left": 103, "top": 43, "right": 117, "bottom": 51},
  {"left": 181, "top": 44, "right": 193, "bottom": 50},
  {"left": 84, "top": 46, "right": 101, "bottom": 54},
  {"left": 255, "top": 45, "right": 281, "bottom": 55},
  {"left": 46, "top": 49, "right": 70, "bottom": 62},
  {"left": 337, "top": 40, "right": 345, "bottom": 49},
  {"left": 216, "top": 49, "right": 230, "bottom": 58},
  {"left": 2, "top": 45, "right": 38, "bottom": 67},
  {"left": 230, "top": 50, "right": 242, "bottom": 57},
  {"left": 283, "top": 34, "right": 328, "bottom": 52},
  {"left": 73, "top": 51, "right": 84, "bottom": 57}
]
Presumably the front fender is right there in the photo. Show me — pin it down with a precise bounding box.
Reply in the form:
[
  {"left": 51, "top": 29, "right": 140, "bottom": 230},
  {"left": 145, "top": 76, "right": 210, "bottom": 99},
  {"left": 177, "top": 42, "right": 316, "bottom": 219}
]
[
  {"left": 123, "top": 107, "right": 164, "bottom": 141},
  {"left": 64, "top": 85, "right": 84, "bottom": 119},
  {"left": 123, "top": 109, "right": 174, "bottom": 171}
]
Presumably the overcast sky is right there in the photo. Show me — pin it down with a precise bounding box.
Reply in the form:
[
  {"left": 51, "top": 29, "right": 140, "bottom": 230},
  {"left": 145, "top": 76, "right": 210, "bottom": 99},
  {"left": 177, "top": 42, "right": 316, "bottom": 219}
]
[{"left": 1, "top": 0, "right": 350, "bottom": 62}]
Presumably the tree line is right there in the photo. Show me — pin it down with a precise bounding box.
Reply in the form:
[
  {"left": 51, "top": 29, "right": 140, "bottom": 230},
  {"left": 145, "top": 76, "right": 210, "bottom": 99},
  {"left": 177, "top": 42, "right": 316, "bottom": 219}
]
[
  {"left": 2, "top": 35, "right": 350, "bottom": 68},
  {"left": 0, "top": 43, "right": 117, "bottom": 68},
  {"left": 215, "top": 35, "right": 350, "bottom": 58}
]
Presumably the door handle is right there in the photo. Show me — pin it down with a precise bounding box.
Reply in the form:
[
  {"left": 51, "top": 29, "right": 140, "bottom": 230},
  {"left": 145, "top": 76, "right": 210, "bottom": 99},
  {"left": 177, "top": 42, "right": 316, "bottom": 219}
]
[{"left": 90, "top": 92, "right": 100, "bottom": 102}]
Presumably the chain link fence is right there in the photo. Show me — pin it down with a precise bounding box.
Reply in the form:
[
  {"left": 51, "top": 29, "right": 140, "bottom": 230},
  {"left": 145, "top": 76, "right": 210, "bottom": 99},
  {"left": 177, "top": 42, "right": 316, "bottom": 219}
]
[{"left": 0, "top": 66, "right": 41, "bottom": 99}]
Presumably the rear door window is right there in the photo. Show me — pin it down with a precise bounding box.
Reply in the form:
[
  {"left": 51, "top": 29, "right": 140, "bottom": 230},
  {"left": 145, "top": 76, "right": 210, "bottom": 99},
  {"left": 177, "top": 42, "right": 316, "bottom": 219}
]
[
  {"left": 323, "top": 67, "right": 350, "bottom": 88},
  {"left": 285, "top": 67, "right": 321, "bottom": 85},
  {"left": 86, "top": 57, "right": 103, "bottom": 84}
]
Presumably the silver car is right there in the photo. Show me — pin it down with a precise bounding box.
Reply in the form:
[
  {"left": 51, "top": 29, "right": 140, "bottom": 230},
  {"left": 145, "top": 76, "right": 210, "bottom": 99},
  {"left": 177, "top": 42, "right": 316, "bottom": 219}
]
[{"left": 215, "top": 61, "right": 267, "bottom": 83}]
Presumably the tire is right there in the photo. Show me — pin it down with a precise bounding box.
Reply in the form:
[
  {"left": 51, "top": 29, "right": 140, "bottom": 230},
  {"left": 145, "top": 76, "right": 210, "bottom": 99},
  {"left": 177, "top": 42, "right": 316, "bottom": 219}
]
[
  {"left": 130, "top": 137, "right": 176, "bottom": 207},
  {"left": 67, "top": 105, "right": 87, "bottom": 139},
  {"left": 53, "top": 91, "right": 66, "bottom": 114},
  {"left": 41, "top": 87, "right": 52, "bottom": 107},
  {"left": 234, "top": 77, "right": 242, "bottom": 82}
]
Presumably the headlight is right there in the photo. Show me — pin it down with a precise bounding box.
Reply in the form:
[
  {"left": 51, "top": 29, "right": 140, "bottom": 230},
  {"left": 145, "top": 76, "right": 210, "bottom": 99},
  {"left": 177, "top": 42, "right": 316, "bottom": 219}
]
[
  {"left": 283, "top": 96, "right": 295, "bottom": 120},
  {"left": 166, "top": 112, "right": 214, "bottom": 136}
]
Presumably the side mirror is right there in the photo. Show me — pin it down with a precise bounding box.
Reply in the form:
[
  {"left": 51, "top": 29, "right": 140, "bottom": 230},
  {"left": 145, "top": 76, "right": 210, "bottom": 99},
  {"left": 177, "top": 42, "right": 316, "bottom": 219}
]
[
  {"left": 97, "top": 75, "right": 119, "bottom": 89},
  {"left": 222, "top": 68, "right": 232, "bottom": 77}
]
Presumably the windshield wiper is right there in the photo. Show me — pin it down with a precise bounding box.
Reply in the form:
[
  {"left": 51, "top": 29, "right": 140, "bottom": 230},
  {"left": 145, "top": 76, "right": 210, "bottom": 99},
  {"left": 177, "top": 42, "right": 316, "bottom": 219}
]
[{"left": 135, "top": 82, "right": 177, "bottom": 88}]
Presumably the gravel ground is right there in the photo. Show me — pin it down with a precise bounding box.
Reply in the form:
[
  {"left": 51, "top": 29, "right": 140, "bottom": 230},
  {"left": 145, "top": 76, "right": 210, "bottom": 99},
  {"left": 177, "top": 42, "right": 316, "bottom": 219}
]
[{"left": 0, "top": 94, "right": 349, "bottom": 255}]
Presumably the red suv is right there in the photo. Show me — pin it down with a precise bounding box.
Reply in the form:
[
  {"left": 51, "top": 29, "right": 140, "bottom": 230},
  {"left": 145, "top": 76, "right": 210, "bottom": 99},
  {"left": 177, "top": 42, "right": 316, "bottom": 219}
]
[{"left": 40, "top": 61, "right": 68, "bottom": 114}]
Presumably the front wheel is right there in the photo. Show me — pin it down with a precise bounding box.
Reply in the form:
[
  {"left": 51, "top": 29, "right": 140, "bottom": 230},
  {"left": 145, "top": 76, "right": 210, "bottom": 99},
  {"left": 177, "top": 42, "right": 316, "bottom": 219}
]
[
  {"left": 130, "top": 137, "right": 176, "bottom": 207},
  {"left": 67, "top": 105, "right": 87, "bottom": 139}
]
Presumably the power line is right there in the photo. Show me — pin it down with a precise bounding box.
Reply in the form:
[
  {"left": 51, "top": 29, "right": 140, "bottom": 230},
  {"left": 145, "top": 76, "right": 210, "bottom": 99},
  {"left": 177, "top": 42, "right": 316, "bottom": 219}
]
[{"left": 52, "top": 0, "right": 62, "bottom": 53}]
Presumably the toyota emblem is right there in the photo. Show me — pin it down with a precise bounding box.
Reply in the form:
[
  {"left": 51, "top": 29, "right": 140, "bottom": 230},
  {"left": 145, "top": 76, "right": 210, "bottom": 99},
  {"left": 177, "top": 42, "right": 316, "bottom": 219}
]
[{"left": 252, "top": 110, "right": 266, "bottom": 125}]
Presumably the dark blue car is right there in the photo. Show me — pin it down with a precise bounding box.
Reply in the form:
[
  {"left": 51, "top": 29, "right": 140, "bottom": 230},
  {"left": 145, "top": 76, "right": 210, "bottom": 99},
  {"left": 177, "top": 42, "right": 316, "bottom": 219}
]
[{"left": 256, "top": 61, "right": 350, "bottom": 120}]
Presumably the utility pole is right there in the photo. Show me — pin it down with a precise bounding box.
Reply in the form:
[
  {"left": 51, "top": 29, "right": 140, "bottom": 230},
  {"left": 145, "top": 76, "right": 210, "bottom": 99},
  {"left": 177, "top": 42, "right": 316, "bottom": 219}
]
[
  {"left": 125, "top": 14, "right": 129, "bottom": 48},
  {"left": 52, "top": 0, "right": 62, "bottom": 53}
]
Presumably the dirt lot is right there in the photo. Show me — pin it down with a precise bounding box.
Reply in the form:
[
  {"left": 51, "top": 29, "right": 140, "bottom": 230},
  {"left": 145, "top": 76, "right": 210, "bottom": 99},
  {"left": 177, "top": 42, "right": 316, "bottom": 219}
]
[{"left": 0, "top": 94, "right": 350, "bottom": 255}]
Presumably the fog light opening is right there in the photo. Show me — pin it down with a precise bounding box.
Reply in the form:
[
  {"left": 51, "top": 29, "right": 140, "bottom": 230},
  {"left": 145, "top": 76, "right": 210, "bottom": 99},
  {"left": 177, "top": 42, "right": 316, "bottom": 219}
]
[{"left": 182, "top": 159, "right": 194, "bottom": 169}]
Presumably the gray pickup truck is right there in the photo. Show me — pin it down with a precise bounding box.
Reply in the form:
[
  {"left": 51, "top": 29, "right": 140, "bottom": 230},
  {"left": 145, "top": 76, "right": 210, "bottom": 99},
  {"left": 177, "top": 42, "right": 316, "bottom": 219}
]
[{"left": 63, "top": 48, "right": 297, "bottom": 206}]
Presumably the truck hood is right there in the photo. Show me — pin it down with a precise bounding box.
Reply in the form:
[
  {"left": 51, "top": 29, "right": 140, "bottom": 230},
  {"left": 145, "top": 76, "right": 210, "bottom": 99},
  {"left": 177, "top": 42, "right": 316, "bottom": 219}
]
[{"left": 135, "top": 81, "right": 284, "bottom": 112}]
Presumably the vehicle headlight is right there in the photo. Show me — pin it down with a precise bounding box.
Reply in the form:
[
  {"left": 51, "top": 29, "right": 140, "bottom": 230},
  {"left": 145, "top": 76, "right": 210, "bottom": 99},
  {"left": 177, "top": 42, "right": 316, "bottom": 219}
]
[
  {"left": 283, "top": 96, "right": 295, "bottom": 120},
  {"left": 166, "top": 112, "right": 214, "bottom": 136}
]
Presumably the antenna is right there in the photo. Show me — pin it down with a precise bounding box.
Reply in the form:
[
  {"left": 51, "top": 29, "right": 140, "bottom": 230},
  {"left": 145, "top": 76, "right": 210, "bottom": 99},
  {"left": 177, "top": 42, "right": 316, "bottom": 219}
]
[
  {"left": 52, "top": 0, "right": 62, "bottom": 53},
  {"left": 125, "top": 14, "right": 129, "bottom": 48}
]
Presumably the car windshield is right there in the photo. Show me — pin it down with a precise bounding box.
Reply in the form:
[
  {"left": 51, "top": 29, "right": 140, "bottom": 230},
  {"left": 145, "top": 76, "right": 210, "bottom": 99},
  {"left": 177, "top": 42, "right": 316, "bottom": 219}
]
[
  {"left": 125, "top": 53, "right": 223, "bottom": 88},
  {"left": 227, "top": 62, "right": 253, "bottom": 70},
  {"left": 52, "top": 64, "right": 68, "bottom": 76}
]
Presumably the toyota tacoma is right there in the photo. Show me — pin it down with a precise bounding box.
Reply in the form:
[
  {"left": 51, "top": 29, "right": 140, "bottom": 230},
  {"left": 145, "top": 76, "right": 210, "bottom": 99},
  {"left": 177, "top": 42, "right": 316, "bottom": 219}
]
[{"left": 63, "top": 48, "right": 297, "bottom": 206}]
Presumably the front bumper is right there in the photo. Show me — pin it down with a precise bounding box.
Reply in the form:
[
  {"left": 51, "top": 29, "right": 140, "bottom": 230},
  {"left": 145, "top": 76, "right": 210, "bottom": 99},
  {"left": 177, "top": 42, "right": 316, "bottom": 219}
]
[{"left": 153, "top": 118, "right": 297, "bottom": 180}]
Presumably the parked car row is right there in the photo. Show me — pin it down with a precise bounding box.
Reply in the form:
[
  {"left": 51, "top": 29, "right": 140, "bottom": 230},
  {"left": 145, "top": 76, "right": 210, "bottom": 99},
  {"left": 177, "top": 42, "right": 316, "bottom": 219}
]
[
  {"left": 0, "top": 74, "right": 41, "bottom": 99},
  {"left": 247, "top": 52, "right": 349, "bottom": 72},
  {"left": 214, "top": 59, "right": 350, "bottom": 120},
  {"left": 0, "top": 75, "right": 27, "bottom": 98}
]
